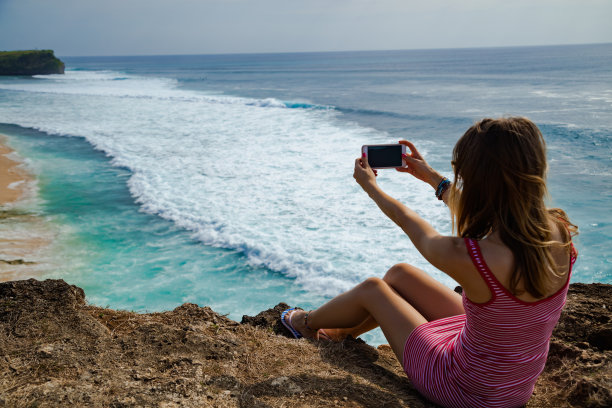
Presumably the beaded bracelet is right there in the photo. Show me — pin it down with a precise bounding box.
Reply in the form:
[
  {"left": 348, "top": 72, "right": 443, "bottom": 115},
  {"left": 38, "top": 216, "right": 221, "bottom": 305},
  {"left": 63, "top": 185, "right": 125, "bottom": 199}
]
[
  {"left": 304, "top": 311, "right": 314, "bottom": 331},
  {"left": 435, "top": 177, "right": 451, "bottom": 200}
]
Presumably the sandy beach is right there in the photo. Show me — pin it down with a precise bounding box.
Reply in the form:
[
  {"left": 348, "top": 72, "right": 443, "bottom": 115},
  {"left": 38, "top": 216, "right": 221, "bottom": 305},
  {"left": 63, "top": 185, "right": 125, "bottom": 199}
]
[
  {"left": 0, "top": 134, "right": 51, "bottom": 282},
  {"left": 0, "top": 135, "right": 30, "bottom": 204}
]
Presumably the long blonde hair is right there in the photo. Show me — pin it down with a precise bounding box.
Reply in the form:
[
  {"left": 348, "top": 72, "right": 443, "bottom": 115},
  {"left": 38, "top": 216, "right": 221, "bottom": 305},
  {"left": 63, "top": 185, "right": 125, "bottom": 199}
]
[{"left": 449, "top": 117, "right": 577, "bottom": 298}]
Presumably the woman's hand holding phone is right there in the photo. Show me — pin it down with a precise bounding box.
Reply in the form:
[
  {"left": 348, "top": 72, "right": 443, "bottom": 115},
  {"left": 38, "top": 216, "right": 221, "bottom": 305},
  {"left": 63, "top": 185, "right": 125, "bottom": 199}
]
[
  {"left": 397, "top": 140, "right": 445, "bottom": 189},
  {"left": 354, "top": 153, "right": 378, "bottom": 192}
]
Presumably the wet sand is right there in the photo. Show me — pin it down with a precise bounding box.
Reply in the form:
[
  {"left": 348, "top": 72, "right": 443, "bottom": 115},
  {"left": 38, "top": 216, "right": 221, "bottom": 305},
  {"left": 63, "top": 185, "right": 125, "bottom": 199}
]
[
  {"left": 0, "top": 134, "right": 51, "bottom": 282},
  {"left": 0, "top": 136, "right": 31, "bottom": 204}
]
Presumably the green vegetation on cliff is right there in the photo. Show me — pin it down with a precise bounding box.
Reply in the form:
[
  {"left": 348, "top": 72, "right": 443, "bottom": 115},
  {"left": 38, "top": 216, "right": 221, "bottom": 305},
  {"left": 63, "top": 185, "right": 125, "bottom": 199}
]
[{"left": 0, "top": 50, "right": 65, "bottom": 75}]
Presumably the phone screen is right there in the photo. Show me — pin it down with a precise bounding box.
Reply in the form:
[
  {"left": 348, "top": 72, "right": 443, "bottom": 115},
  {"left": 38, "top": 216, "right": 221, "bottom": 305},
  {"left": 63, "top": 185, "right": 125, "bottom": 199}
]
[{"left": 366, "top": 145, "right": 403, "bottom": 168}]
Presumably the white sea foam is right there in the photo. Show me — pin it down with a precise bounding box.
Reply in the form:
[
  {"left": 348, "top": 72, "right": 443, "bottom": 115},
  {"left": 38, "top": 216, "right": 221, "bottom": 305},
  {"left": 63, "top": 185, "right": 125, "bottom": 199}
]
[
  {"left": 0, "top": 70, "right": 453, "bottom": 296},
  {"left": 7, "top": 180, "right": 24, "bottom": 189},
  {"left": 3, "top": 71, "right": 326, "bottom": 110}
]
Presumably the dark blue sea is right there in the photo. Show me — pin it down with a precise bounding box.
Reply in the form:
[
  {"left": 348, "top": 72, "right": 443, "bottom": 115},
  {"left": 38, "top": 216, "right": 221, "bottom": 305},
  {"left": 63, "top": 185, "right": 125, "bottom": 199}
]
[{"left": 0, "top": 44, "right": 610, "bottom": 344}]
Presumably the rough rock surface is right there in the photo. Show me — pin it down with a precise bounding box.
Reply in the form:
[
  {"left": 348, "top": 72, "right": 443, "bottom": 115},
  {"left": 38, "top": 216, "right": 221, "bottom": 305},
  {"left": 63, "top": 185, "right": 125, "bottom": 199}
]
[{"left": 0, "top": 279, "right": 610, "bottom": 407}]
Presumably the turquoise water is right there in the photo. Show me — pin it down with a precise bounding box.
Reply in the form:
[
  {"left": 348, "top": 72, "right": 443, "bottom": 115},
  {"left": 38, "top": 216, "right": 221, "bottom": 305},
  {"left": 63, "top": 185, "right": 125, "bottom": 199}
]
[
  {"left": 0, "top": 45, "right": 610, "bottom": 345},
  {"left": 1, "top": 124, "right": 323, "bottom": 317}
]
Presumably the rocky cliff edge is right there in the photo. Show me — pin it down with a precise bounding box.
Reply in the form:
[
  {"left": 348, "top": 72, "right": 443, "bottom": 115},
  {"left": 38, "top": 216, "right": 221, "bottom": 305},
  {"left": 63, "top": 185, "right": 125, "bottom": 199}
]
[{"left": 0, "top": 279, "right": 610, "bottom": 407}]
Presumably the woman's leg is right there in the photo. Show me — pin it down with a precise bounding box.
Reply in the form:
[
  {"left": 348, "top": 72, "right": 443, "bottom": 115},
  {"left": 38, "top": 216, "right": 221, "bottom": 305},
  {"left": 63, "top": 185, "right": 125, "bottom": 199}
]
[
  {"left": 288, "top": 277, "right": 427, "bottom": 362},
  {"left": 322, "top": 263, "right": 464, "bottom": 340}
]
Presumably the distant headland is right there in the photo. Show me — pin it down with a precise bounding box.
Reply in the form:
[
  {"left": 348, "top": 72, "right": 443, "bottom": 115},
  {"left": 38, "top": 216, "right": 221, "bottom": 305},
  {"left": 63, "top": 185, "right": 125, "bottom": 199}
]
[{"left": 0, "top": 50, "right": 65, "bottom": 75}]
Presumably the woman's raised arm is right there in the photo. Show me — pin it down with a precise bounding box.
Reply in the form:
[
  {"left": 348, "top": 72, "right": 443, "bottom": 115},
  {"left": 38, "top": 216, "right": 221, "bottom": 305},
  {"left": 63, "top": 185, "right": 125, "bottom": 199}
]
[{"left": 354, "top": 154, "right": 469, "bottom": 282}]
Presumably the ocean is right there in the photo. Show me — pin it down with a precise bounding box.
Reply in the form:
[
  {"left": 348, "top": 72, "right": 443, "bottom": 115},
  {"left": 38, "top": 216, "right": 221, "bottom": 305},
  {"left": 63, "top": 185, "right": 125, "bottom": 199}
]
[{"left": 0, "top": 44, "right": 610, "bottom": 344}]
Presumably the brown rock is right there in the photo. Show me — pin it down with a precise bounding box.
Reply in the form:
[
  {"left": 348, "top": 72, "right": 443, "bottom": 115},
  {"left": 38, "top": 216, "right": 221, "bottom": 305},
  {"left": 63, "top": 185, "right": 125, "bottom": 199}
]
[{"left": 0, "top": 278, "right": 610, "bottom": 407}]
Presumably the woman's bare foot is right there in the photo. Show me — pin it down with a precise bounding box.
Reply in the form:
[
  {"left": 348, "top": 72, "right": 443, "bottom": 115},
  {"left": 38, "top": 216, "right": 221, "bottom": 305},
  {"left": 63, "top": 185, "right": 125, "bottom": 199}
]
[
  {"left": 283, "top": 309, "right": 355, "bottom": 342},
  {"left": 318, "top": 328, "right": 353, "bottom": 342},
  {"left": 284, "top": 309, "right": 319, "bottom": 339}
]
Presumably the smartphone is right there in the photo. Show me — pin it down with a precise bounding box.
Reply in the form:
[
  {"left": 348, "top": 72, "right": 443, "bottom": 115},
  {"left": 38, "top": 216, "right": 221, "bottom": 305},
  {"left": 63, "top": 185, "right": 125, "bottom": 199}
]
[{"left": 361, "top": 144, "right": 406, "bottom": 169}]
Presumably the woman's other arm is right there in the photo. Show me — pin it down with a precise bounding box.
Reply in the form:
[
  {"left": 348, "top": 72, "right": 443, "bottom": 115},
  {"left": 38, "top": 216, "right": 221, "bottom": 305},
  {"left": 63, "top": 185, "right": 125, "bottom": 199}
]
[{"left": 396, "top": 140, "right": 453, "bottom": 206}]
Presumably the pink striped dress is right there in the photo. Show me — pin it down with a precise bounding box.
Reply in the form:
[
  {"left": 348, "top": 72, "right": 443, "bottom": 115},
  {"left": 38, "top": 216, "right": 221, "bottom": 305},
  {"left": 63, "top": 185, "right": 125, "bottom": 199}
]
[{"left": 403, "top": 238, "right": 576, "bottom": 408}]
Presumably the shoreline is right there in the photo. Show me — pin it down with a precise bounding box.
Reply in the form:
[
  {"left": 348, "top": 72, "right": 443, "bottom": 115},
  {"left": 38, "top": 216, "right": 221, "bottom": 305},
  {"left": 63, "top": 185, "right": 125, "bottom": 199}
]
[
  {"left": 0, "top": 134, "right": 31, "bottom": 205},
  {"left": 0, "top": 134, "right": 51, "bottom": 282}
]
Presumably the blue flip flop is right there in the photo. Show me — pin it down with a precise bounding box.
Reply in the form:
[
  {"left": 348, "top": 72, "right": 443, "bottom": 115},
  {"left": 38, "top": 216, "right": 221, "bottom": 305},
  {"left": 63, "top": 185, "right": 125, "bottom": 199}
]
[{"left": 280, "top": 308, "right": 303, "bottom": 339}]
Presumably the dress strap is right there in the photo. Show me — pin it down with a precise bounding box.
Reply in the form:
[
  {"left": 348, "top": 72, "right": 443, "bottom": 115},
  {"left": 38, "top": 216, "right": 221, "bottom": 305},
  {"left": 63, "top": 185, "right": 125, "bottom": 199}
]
[
  {"left": 570, "top": 242, "right": 578, "bottom": 265},
  {"left": 465, "top": 237, "right": 576, "bottom": 305},
  {"left": 464, "top": 238, "right": 502, "bottom": 293}
]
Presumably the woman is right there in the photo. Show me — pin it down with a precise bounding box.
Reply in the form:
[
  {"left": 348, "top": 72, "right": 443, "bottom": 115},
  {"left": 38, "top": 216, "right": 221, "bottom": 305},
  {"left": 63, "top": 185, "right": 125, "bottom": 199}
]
[{"left": 281, "top": 117, "right": 577, "bottom": 408}]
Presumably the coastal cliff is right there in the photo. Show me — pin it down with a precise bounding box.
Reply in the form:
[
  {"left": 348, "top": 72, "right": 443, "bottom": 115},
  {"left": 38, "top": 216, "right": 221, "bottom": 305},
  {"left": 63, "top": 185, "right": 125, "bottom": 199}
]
[
  {"left": 0, "top": 279, "right": 609, "bottom": 407},
  {"left": 0, "top": 50, "right": 65, "bottom": 76}
]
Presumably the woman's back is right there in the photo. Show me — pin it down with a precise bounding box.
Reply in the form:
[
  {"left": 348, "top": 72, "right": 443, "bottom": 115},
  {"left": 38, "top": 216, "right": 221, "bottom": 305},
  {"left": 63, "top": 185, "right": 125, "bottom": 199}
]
[
  {"left": 458, "top": 237, "right": 575, "bottom": 405},
  {"left": 404, "top": 236, "right": 577, "bottom": 408},
  {"left": 468, "top": 219, "right": 574, "bottom": 304}
]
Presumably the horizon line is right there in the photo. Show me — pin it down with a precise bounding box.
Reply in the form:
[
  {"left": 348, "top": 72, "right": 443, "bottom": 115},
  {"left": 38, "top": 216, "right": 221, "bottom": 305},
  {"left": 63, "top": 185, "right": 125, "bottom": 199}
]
[{"left": 50, "top": 41, "right": 612, "bottom": 59}]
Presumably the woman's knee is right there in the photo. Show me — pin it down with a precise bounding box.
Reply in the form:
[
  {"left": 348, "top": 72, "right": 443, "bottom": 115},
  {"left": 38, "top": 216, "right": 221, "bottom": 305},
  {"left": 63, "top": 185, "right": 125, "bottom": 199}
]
[
  {"left": 359, "top": 276, "right": 389, "bottom": 293},
  {"left": 383, "top": 263, "right": 420, "bottom": 285}
]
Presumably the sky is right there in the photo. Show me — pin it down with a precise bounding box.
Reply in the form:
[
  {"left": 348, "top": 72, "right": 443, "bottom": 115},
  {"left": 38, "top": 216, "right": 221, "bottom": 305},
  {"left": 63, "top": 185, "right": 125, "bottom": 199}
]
[{"left": 1, "top": 0, "right": 611, "bottom": 56}]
